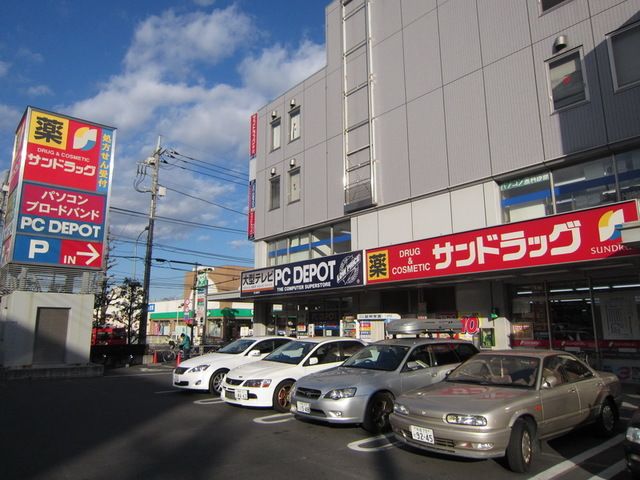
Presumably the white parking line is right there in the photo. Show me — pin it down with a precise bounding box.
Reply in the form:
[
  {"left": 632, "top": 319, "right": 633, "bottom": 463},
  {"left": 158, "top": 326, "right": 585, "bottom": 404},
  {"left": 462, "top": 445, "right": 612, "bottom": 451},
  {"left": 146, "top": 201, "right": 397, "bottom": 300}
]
[
  {"left": 529, "top": 434, "right": 624, "bottom": 480},
  {"left": 194, "top": 398, "right": 225, "bottom": 405},
  {"left": 586, "top": 459, "right": 627, "bottom": 480},
  {"left": 253, "top": 413, "right": 295, "bottom": 424},
  {"left": 622, "top": 401, "right": 638, "bottom": 409},
  {"left": 347, "top": 434, "right": 400, "bottom": 452}
]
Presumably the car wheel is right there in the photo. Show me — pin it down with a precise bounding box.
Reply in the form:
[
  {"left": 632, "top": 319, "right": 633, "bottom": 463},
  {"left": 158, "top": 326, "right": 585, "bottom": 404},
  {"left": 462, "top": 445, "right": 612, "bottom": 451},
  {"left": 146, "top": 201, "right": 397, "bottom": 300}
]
[
  {"left": 208, "top": 369, "right": 228, "bottom": 396},
  {"left": 594, "top": 399, "right": 617, "bottom": 437},
  {"left": 362, "top": 392, "right": 394, "bottom": 434},
  {"left": 272, "top": 380, "right": 294, "bottom": 412},
  {"left": 505, "top": 418, "right": 534, "bottom": 473}
]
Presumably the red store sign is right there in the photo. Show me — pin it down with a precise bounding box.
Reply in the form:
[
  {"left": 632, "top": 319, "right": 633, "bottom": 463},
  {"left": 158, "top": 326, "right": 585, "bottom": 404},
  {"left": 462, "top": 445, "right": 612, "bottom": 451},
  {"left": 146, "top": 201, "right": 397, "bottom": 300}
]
[{"left": 366, "top": 201, "right": 640, "bottom": 285}]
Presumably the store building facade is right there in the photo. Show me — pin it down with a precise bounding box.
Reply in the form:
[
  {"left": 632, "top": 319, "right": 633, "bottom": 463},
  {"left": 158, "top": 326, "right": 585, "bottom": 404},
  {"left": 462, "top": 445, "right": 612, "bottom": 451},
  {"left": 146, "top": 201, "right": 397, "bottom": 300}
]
[{"left": 243, "top": 0, "right": 640, "bottom": 381}]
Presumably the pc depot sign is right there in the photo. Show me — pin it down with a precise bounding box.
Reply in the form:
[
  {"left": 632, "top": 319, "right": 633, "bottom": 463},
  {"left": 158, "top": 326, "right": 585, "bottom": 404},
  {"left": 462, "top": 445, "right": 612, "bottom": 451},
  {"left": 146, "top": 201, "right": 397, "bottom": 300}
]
[
  {"left": 1, "top": 107, "right": 115, "bottom": 270},
  {"left": 241, "top": 251, "right": 363, "bottom": 297}
]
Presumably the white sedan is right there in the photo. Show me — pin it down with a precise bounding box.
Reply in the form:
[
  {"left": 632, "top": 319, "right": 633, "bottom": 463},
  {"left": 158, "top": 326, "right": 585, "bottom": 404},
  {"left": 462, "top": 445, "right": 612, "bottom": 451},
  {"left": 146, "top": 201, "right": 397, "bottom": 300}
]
[
  {"left": 172, "top": 336, "right": 292, "bottom": 395},
  {"left": 222, "top": 337, "right": 366, "bottom": 412}
]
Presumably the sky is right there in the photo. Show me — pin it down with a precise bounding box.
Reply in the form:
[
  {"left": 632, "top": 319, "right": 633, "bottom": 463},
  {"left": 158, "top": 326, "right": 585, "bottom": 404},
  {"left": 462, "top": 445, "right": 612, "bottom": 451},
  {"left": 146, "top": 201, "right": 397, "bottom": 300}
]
[{"left": 0, "top": 0, "right": 329, "bottom": 301}]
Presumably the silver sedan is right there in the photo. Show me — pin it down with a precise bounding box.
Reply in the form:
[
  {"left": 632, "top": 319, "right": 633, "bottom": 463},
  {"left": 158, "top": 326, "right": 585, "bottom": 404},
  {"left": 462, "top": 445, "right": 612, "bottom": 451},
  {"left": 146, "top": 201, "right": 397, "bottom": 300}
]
[
  {"left": 290, "top": 338, "right": 478, "bottom": 433},
  {"left": 390, "top": 349, "right": 621, "bottom": 473}
]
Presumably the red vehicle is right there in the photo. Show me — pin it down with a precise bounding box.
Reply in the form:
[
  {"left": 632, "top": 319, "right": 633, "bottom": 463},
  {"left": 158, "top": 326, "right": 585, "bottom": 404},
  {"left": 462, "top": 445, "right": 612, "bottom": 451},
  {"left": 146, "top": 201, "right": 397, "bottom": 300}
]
[{"left": 91, "top": 327, "right": 127, "bottom": 346}]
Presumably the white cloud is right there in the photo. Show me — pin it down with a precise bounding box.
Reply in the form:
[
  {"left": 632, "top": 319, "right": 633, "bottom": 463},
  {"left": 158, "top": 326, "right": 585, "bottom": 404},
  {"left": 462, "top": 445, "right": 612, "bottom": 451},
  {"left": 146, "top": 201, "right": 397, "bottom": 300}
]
[
  {"left": 0, "top": 60, "right": 9, "bottom": 77},
  {"left": 26, "top": 85, "right": 52, "bottom": 96},
  {"left": 239, "top": 40, "right": 326, "bottom": 99},
  {"left": 124, "top": 6, "right": 252, "bottom": 76},
  {"left": 0, "top": 104, "right": 22, "bottom": 130}
]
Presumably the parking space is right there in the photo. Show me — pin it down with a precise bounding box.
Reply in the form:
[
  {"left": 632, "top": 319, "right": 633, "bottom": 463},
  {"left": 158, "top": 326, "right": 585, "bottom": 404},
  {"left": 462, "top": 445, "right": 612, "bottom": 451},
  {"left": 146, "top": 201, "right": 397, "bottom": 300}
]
[{"left": 1, "top": 366, "right": 636, "bottom": 480}]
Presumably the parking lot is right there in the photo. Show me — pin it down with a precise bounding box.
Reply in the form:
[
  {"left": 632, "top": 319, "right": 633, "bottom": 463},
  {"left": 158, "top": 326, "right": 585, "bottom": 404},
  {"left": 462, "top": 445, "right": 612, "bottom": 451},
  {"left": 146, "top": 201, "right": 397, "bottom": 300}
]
[{"left": 1, "top": 364, "right": 637, "bottom": 480}]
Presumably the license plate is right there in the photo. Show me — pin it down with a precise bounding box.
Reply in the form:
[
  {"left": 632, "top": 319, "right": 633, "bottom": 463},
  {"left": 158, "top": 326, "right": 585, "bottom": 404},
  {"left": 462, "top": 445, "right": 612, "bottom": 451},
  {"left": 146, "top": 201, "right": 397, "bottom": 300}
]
[
  {"left": 297, "top": 401, "right": 311, "bottom": 414},
  {"left": 235, "top": 389, "right": 248, "bottom": 401},
  {"left": 410, "top": 425, "right": 434, "bottom": 444}
]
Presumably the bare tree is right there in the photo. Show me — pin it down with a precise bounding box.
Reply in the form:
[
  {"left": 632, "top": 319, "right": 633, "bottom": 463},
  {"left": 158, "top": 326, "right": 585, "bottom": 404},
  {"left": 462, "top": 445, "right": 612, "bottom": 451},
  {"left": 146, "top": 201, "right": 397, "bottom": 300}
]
[{"left": 111, "top": 278, "right": 144, "bottom": 344}]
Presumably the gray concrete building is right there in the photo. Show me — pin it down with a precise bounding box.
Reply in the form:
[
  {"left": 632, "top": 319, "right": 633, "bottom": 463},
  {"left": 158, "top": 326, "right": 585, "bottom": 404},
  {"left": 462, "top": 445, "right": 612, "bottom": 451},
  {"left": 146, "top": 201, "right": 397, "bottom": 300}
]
[{"left": 242, "top": 0, "right": 640, "bottom": 382}]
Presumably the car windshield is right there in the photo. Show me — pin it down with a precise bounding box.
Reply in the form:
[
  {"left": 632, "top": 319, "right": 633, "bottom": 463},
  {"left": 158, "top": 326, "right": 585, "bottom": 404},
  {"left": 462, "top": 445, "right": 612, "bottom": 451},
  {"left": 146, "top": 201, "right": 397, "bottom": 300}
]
[
  {"left": 447, "top": 354, "right": 540, "bottom": 388},
  {"left": 263, "top": 341, "right": 316, "bottom": 365},
  {"left": 217, "top": 338, "right": 256, "bottom": 354},
  {"left": 342, "top": 345, "right": 410, "bottom": 371}
]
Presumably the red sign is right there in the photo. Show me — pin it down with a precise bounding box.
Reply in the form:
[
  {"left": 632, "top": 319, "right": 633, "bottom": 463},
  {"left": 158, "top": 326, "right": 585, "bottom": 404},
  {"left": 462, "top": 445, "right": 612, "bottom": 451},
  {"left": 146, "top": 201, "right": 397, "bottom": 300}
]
[
  {"left": 249, "top": 113, "right": 257, "bottom": 158},
  {"left": 60, "top": 239, "right": 103, "bottom": 267},
  {"left": 19, "top": 183, "right": 106, "bottom": 224},
  {"left": 22, "top": 110, "right": 113, "bottom": 194},
  {"left": 366, "top": 201, "right": 639, "bottom": 284}
]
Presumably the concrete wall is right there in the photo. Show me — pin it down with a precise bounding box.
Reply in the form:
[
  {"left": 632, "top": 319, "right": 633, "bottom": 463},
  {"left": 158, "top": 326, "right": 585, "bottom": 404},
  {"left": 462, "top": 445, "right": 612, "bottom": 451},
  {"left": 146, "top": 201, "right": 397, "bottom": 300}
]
[{"left": 0, "top": 291, "right": 94, "bottom": 368}]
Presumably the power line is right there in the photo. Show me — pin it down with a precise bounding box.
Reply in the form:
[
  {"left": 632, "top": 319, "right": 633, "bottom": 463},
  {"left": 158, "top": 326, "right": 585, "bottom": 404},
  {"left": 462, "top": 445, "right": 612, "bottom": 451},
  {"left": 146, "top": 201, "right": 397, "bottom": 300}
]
[
  {"left": 162, "top": 161, "right": 248, "bottom": 186},
  {"left": 110, "top": 206, "right": 246, "bottom": 233},
  {"left": 162, "top": 186, "right": 247, "bottom": 216},
  {"left": 166, "top": 149, "right": 249, "bottom": 177}
]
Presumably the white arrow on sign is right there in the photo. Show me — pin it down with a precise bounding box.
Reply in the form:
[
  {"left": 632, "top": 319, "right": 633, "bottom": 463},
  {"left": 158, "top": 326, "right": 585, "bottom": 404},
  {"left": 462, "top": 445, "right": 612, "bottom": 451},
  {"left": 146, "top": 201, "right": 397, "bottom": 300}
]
[{"left": 77, "top": 243, "right": 100, "bottom": 265}]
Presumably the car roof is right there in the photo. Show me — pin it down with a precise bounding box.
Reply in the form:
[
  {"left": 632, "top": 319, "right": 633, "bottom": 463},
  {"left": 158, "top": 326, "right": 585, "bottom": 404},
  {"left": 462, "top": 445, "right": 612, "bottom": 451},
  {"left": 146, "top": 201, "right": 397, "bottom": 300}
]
[
  {"left": 237, "top": 335, "right": 293, "bottom": 341},
  {"left": 289, "top": 336, "right": 361, "bottom": 344},
  {"left": 476, "top": 349, "right": 570, "bottom": 359},
  {"left": 373, "top": 338, "right": 473, "bottom": 347}
]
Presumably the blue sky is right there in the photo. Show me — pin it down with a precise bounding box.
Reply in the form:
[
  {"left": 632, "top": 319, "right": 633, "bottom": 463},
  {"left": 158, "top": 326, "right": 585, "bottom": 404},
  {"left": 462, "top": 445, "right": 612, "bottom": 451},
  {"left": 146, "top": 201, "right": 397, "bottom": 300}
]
[{"left": 0, "top": 0, "right": 328, "bottom": 300}]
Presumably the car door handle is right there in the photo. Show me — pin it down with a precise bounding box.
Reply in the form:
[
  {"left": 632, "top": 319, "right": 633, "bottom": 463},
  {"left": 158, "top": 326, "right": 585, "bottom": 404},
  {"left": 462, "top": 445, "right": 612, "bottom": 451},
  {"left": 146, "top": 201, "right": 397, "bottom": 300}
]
[
  {"left": 431, "top": 373, "right": 438, "bottom": 377},
  {"left": 568, "top": 387, "right": 577, "bottom": 393}
]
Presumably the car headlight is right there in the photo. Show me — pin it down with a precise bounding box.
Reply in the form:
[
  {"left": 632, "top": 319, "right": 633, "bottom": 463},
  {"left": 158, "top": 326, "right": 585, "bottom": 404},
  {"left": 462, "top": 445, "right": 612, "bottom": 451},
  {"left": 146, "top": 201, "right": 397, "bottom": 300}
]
[
  {"left": 324, "top": 388, "right": 357, "bottom": 400},
  {"left": 445, "top": 414, "right": 487, "bottom": 426},
  {"left": 394, "top": 403, "right": 409, "bottom": 415},
  {"left": 188, "top": 364, "right": 209, "bottom": 373},
  {"left": 290, "top": 383, "right": 297, "bottom": 397},
  {"left": 244, "top": 379, "right": 272, "bottom": 388},
  {"left": 627, "top": 426, "right": 640, "bottom": 444}
]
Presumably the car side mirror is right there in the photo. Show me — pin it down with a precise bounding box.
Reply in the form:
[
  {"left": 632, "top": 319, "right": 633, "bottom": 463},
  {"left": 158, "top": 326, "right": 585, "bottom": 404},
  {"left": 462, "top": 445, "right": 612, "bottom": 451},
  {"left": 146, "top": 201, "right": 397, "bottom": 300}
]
[
  {"left": 542, "top": 374, "right": 559, "bottom": 389},
  {"left": 308, "top": 357, "right": 319, "bottom": 366},
  {"left": 248, "top": 350, "right": 261, "bottom": 357}
]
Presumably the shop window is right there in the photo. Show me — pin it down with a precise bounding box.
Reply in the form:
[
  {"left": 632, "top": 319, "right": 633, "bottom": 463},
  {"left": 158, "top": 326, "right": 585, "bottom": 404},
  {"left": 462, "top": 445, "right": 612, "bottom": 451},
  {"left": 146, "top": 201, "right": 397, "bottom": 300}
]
[
  {"left": 607, "top": 21, "right": 640, "bottom": 92},
  {"left": 617, "top": 148, "right": 640, "bottom": 200},
  {"left": 540, "top": 0, "right": 571, "bottom": 13},
  {"left": 289, "top": 233, "right": 310, "bottom": 263},
  {"left": 552, "top": 157, "right": 615, "bottom": 213},
  {"left": 289, "top": 107, "right": 301, "bottom": 142},
  {"left": 332, "top": 220, "right": 352, "bottom": 254},
  {"left": 288, "top": 167, "right": 301, "bottom": 203},
  {"left": 547, "top": 49, "right": 588, "bottom": 112},
  {"left": 269, "top": 176, "right": 280, "bottom": 210},
  {"left": 311, "top": 226, "right": 332, "bottom": 258},
  {"left": 271, "top": 117, "right": 281, "bottom": 151},
  {"left": 500, "top": 173, "right": 553, "bottom": 223},
  {"left": 267, "top": 238, "right": 288, "bottom": 266}
]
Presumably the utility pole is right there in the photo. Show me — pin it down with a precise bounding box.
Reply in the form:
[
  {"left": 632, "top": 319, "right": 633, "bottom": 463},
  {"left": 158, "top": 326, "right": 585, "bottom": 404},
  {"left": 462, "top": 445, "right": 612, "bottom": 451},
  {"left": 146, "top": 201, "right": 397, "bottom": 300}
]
[
  {"left": 191, "top": 262, "right": 198, "bottom": 346},
  {"left": 139, "top": 136, "right": 163, "bottom": 346}
]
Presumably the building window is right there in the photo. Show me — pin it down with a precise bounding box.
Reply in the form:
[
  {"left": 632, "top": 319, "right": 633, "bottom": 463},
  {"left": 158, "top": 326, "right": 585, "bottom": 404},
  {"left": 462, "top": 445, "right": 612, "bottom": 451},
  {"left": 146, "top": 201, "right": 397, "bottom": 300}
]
[
  {"left": 547, "top": 49, "right": 588, "bottom": 112},
  {"left": 289, "top": 108, "right": 301, "bottom": 142},
  {"left": 288, "top": 168, "right": 301, "bottom": 203},
  {"left": 271, "top": 117, "right": 281, "bottom": 151},
  {"left": 553, "top": 158, "right": 615, "bottom": 213},
  {"left": 500, "top": 173, "right": 553, "bottom": 223},
  {"left": 267, "top": 221, "right": 352, "bottom": 264},
  {"left": 289, "top": 233, "right": 310, "bottom": 263},
  {"left": 607, "top": 22, "right": 640, "bottom": 92},
  {"left": 269, "top": 176, "right": 280, "bottom": 210},
  {"left": 540, "top": 0, "right": 571, "bottom": 12},
  {"left": 616, "top": 148, "right": 640, "bottom": 201}
]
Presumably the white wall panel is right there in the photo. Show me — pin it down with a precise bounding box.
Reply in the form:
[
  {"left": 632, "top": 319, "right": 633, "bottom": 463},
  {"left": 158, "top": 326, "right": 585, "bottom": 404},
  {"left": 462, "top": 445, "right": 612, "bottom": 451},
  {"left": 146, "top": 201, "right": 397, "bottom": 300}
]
[
  {"left": 379, "top": 203, "right": 413, "bottom": 246},
  {"left": 400, "top": 0, "right": 437, "bottom": 26},
  {"left": 354, "top": 211, "right": 380, "bottom": 250},
  {"left": 403, "top": 10, "right": 441, "bottom": 102},
  {"left": 375, "top": 106, "right": 410, "bottom": 205},
  {"left": 451, "top": 184, "right": 487, "bottom": 232},
  {"left": 371, "top": 32, "right": 406, "bottom": 116},
  {"left": 370, "top": 0, "right": 402, "bottom": 45},
  {"left": 407, "top": 89, "right": 449, "bottom": 196},
  {"left": 439, "top": 0, "right": 482, "bottom": 84},
  {"left": 411, "top": 193, "right": 453, "bottom": 240}
]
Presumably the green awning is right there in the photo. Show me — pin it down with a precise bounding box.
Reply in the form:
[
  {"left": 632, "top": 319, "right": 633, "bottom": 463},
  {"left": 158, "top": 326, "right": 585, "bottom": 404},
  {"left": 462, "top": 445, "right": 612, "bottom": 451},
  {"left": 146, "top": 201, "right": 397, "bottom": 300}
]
[{"left": 150, "top": 308, "right": 253, "bottom": 320}]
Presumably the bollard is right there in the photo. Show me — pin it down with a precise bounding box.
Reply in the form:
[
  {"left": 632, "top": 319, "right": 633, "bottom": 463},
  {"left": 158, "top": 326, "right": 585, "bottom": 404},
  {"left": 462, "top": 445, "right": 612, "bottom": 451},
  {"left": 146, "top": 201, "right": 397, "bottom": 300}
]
[
  {"left": 176, "top": 351, "right": 182, "bottom": 366},
  {"left": 152, "top": 351, "right": 158, "bottom": 364}
]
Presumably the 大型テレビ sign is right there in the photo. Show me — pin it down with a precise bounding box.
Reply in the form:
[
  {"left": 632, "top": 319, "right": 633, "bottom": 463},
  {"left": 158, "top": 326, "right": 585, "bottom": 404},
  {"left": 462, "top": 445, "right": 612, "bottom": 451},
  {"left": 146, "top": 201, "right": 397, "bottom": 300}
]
[
  {"left": 366, "top": 201, "right": 640, "bottom": 285},
  {"left": 1, "top": 107, "right": 115, "bottom": 270},
  {"left": 240, "top": 251, "right": 364, "bottom": 297}
]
